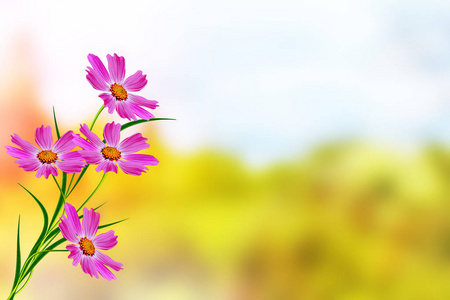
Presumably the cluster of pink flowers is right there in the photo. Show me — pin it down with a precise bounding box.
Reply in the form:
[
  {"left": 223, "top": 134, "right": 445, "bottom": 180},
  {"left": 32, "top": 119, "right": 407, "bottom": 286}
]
[
  {"left": 6, "top": 120, "right": 159, "bottom": 179},
  {"left": 6, "top": 53, "right": 163, "bottom": 282},
  {"left": 6, "top": 54, "right": 159, "bottom": 179}
]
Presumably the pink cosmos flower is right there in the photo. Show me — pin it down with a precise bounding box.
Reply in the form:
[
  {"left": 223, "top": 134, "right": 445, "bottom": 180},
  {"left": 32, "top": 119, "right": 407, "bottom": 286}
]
[
  {"left": 5, "top": 126, "right": 85, "bottom": 179},
  {"left": 86, "top": 53, "right": 158, "bottom": 121},
  {"left": 59, "top": 203, "right": 123, "bottom": 280},
  {"left": 73, "top": 121, "right": 159, "bottom": 176}
]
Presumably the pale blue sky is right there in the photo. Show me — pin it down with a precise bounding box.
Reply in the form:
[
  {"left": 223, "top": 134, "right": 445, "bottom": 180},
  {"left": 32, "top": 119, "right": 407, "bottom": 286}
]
[{"left": 1, "top": 0, "right": 450, "bottom": 165}]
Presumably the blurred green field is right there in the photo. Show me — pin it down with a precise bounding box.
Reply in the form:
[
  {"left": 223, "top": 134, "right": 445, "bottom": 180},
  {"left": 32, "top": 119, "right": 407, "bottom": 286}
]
[{"left": 2, "top": 124, "right": 450, "bottom": 299}]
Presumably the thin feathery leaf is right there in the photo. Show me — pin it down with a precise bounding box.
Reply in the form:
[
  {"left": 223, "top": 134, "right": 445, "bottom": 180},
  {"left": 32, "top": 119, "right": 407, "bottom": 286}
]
[
  {"left": 11, "top": 216, "right": 21, "bottom": 293},
  {"left": 52, "top": 107, "right": 61, "bottom": 139},
  {"left": 94, "top": 202, "right": 107, "bottom": 211},
  {"left": 21, "top": 238, "right": 66, "bottom": 280},
  {"left": 18, "top": 184, "right": 49, "bottom": 255},
  {"left": 98, "top": 218, "right": 129, "bottom": 230},
  {"left": 120, "top": 118, "right": 176, "bottom": 131},
  {"left": 48, "top": 197, "right": 64, "bottom": 236}
]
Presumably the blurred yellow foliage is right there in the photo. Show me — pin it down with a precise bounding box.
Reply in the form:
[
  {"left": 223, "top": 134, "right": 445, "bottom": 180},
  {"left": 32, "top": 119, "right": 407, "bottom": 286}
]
[{"left": 2, "top": 134, "right": 450, "bottom": 299}]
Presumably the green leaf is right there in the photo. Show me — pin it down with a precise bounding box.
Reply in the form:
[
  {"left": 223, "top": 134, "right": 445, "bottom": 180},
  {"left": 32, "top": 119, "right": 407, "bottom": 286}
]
[
  {"left": 61, "top": 172, "right": 67, "bottom": 196},
  {"left": 44, "top": 227, "right": 60, "bottom": 244},
  {"left": 120, "top": 118, "right": 176, "bottom": 131},
  {"left": 98, "top": 218, "right": 129, "bottom": 230},
  {"left": 48, "top": 172, "right": 67, "bottom": 230},
  {"left": 11, "top": 216, "right": 21, "bottom": 293},
  {"left": 52, "top": 107, "right": 61, "bottom": 139},
  {"left": 21, "top": 238, "right": 66, "bottom": 280},
  {"left": 14, "top": 269, "right": 33, "bottom": 295},
  {"left": 18, "top": 184, "right": 49, "bottom": 256},
  {"left": 46, "top": 237, "right": 68, "bottom": 251},
  {"left": 94, "top": 202, "right": 107, "bottom": 211}
]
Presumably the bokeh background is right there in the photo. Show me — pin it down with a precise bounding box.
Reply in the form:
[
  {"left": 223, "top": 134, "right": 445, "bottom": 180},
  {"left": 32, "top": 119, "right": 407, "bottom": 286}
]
[{"left": 1, "top": 0, "right": 450, "bottom": 299}]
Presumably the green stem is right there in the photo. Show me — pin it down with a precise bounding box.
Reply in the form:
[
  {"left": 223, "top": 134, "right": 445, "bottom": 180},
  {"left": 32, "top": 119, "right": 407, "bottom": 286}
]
[
  {"left": 48, "top": 172, "right": 67, "bottom": 230},
  {"left": 7, "top": 248, "right": 67, "bottom": 299},
  {"left": 20, "top": 237, "right": 67, "bottom": 282},
  {"left": 52, "top": 175, "right": 62, "bottom": 194},
  {"left": 14, "top": 270, "right": 33, "bottom": 295},
  {"left": 90, "top": 104, "right": 104, "bottom": 131},
  {"left": 77, "top": 173, "right": 107, "bottom": 212},
  {"left": 66, "top": 173, "right": 76, "bottom": 196},
  {"left": 41, "top": 232, "right": 59, "bottom": 251},
  {"left": 66, "top": 165, "right": 89, "bottom": 197}
]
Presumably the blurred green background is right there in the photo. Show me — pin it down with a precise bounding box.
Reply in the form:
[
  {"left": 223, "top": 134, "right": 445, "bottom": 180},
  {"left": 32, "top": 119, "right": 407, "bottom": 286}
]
[{"left": 2, "top": 0, "right": 450, "bottom": 299}]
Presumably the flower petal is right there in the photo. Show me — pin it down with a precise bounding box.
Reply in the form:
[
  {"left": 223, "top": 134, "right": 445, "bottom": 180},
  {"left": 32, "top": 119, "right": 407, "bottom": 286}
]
[
  {"left": 6, "top": 146, "right": 35, "bottom": 159},
  {"left": 86, "top": 66, "right": 110, "bottom": 91},
  {"left": 66, "top": 244, "right": 82, "bottom": 266},
  {"left": 107, "top": 53, "right": 126, "bottom": 84},
  {"left": 103, "top": 122, "right": 121, "bottom": 148},
  {"left": 93, "top": 230, "right": 118, "bottom": 250},
  {"left": 95, "top": 160, "right": 118, "bottom": 173},
  {"left": 123, "top": 70, "right": 147, "bottom": 92},
  {"left": 59, "top": 215, "right": 79, "bottom": 243},
  {"left": 79, "top": 150, "right": 104, "bottom": 165},
  {"left": 128, "top": 101, "right": 154, "bottom": 120},
  {"left": 87, "top": 54, "right": 112, "bottom": 85},
  {"left": 52, "top": 130, "right": 76, "bottom": 154},
  {"left": 117, "top": 133, "right": 149, "bottom": 154},
  {"left": 64, "top": 203, "right": 82, "bottom": 236},
  {"left": 99, "top": 93, "right": 116, "bottom": 114},
  {"left": 117, "top": 159, "right": 148, "bottom": 176},
  {"left": 35, "top": 125, "right": 53, "bottom": 150},
  {"left": 72, "top": 134, "right": 99, "bottom": 151},
  {"left": 82, "top": 207, "right": 100, "bottom": 240},
  {"left": 81, "top": 255, "right": 99, "bottom": 278},
  {"left": 122, "top": 153, "right": 159, "bottom": 166},
  {"left": 11, "top": 134, "right": 40, "bottom": 155},
  {"left": 36, "top": 164, "right": 58, "bottom": 179},
  {"left": 94, "top": 251, "right": 123, "bottom": 272},
  {"left": 93, "top": 257, "right": 116, "bottom": 280},
  {"left": 79, "top": 124, "right": 105, "bottom": 150},
  {"left": 128, "top": 94, "right": 158, "bottom": 109},
  {"left": 55, "top": 160, "right": 85, "bottom": 173},
  {"left": 116, "top": 101, "right": 137, "bottom": 120},
  {"left": 16, "top": 158, "right": 41, "bottom": 172},
  {"left": 59, "top": 151, "right": 83, "bottom": 161}
]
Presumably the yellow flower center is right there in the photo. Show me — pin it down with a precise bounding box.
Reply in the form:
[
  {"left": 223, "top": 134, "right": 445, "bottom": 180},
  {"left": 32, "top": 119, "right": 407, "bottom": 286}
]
[
  {"left": 37, "top": 150, "right": 58, "bottom": 164},
  {"left": 110, "top": 83, "right": 128, "bottom": 101},
  {"left": 101, "top": 146, "right": 121, "bottom": 161},
  {"left": 79, "top": 237, "right": 95, "bottom": 256}
]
